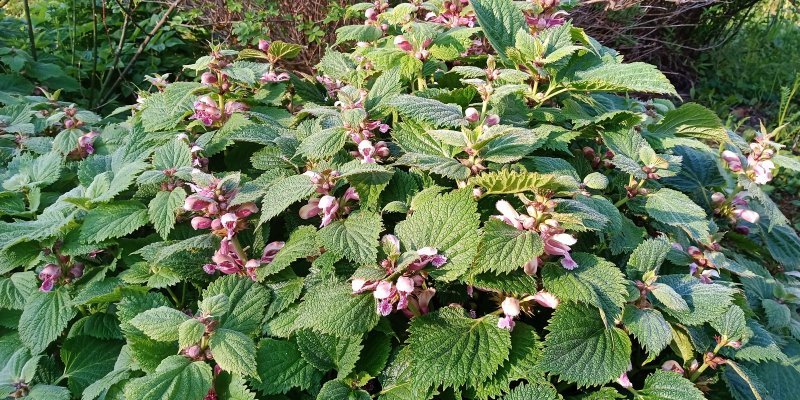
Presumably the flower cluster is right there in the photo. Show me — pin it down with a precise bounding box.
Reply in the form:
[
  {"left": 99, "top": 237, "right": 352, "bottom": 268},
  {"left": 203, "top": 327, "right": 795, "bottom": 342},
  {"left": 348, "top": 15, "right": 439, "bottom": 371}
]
[
  {"left": 38, "top": 242, "right": 85, "bottom": 292},
  {"left": 190, "top": 95, "right": 248, "bottom": 126},
  {"left": 353, "top": 235, "right": 447, "bottom": 316},
  {"left": 299, "top": 171, "right": 362, "bottom": 227},
  {"left": 686, "top": 245, "right": 720, "bottom": 284},
  {"left": 497, "top": 292, "right": 559, "bottom": 330},
  {"left": 424, "top": 0, "right": 476, "bottom": 28},
  {"left": 711, "top": 191, "right": 760, "bottom": 233},
  {"left": 494, "top": 197, "right": 578, "bottom": 273},
  {"left": 721, "top": 135, "right": 778, "bottom": 185},
  {"left": 525, "top": 0, "right": 568, "bottom": 31}
]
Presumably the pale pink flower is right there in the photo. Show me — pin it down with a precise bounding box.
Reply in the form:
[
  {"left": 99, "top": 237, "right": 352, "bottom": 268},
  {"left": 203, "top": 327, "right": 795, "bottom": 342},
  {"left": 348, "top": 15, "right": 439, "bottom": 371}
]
[
  {"left": 661, "top": 360, "right": 685, "bottom": 374},
  {"left": 532, "top": 291, "right": 559, "bottom": 309},
  {"left": 261, "top": 241, "right": 285, "bottom": 263},
  {"left": 39, "top": 264, "right": 61, "bottom": 292}
]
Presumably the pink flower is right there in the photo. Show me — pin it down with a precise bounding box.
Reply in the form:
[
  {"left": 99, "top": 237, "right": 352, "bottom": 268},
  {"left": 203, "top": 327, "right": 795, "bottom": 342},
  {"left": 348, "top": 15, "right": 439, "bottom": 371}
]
[
  {"left": 261, "top": 241, "right": 285, "bottom": 263},
  {"left": 77, "top": 131, "right": 99, "bottom": 155},
  {"left": 200, "top": 72, "right": 217, "bottom": 86},
  {"left": 616, "top": 372, "right": 632, "bottom": 389},
  {"left": 358, "top": 140, "right": 376, "bottom": 163},
  {"left": 374, "top": 281, "right": 394, "bottom": 299},
  {"left": 497, "top": 315, "right": 515, "bottom": 330},
  {"left": 540, "top": 221, "right": 578, "bottom": 270},
  {"left": 352, "top": 278, "right": 367, "bottom": 293},
  {"left": 484, "top": 114, "right": 500, "bottom": 127},
  {"left": 224, "top": 101, "right": 248, "bottom": 116},
  {"left": 734, "top": 208, "right": 760, "bottom": 224},
  {"left": 220, "top": 213, "right": 238, "bottom": 237},
  {"left": 495, "top": 200, "right": 523, "bottom": 230},
  {"left": 299, "top": 198, "right": 321, "bottom": 219},
  {"left": 721, "top": 150, "right": 743, "bottom": 172},
  {"left": 750, "top": 158, "right": 775, "bottom": 184},
  {"left": 39, "top": 264, "right": 61, "bottom": 292},
  {"left": 532, "top": 291, "right": 559, "bottom": 309},
  {"left": 377, "top": 298, "right": 393, "bottom": 316},
  {"left": 191, "top": 96, "right": 222, "bottom": 126},
  {"left": 68, "top": 263, "right": 84, "bottom": 279},
  {"left": 417, "top": 288, "right": 436, "bottom": 314},
  {"left": 318, "top": 195, "right": 339, "bottom": 227},
  {"left": 711, "top": 192, "right": 726, "bottom": 204},
  {"left": 523, "top": 257, "right": 540, "bottom": 275},
  {"left": 258, "top": 39, "right": 271, "bottom": 52},
  {"left": 501, "top": 297, "right": 520, "bottom": 317},
  {"left": 260, "top": 71, "right": 290, "bottom": 83}
]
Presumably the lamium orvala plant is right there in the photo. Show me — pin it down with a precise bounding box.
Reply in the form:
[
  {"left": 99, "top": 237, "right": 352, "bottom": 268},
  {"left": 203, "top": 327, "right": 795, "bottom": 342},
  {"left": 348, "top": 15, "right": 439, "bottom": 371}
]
[{"left": 2, "top": 0, "right": 800, "bottom": 399}]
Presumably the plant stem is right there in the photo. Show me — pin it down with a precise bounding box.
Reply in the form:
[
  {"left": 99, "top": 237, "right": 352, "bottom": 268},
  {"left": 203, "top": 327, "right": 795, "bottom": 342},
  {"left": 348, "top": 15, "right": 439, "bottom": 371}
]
[
  {"left": 166, "top": 286, "right": 180, "bottom": 306},
  {"left": 689, "top": 341, "right": 725, "bottom": 381},
  {"left": 22, "top": 0, "right": 37, "bottom": 61}
]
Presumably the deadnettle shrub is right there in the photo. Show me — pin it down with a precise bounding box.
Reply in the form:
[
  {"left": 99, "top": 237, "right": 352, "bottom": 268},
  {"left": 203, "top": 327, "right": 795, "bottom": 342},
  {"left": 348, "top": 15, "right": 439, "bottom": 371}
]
[{"left": 3, "top": 0, "right": 800, "bottom": 399}]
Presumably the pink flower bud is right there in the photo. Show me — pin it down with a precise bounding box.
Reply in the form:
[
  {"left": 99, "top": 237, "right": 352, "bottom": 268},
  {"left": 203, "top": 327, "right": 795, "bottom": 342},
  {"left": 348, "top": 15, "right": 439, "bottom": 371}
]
[
  {"left": 261, "top": 241, "right": 285, "bottom": 263},
  {"left": 523, "top": 257, "right": 540, "bottom": 275},
  {"left": 711, "top": 192, "right": 726, "bottom": 204},
  {"left": 258, "top": 39, "right": 270, "bottom": 52},
  {"left": 464, "top": 107, "right": 480, "bottom": 122},
  {"left": 394, "top": 35, "right": 413, "bottom": 52},
  {"left": 497, "top": 315, "right": 515, "bottom": 330},
  {"left": 617, "top": 372, "right": 632, "bottom": 388},
  {"left": 203, "top": 264, "right": 217, "bottom": 274},
  {"left": 64, "top": 119, "right": 75, "bottom": 129},
  {"left": 484, "top": 114, "right": 500, "bottom": 126},
  {"left": 299, "top": 198, "right": 322, "bottom": 219},
  {"left": 501, "top": 297, "right": 521, "bottom": 317},
  {"left": 201, "top": 72, "right": 217, "bottom": 86},
  {"left": 69, "top": 263, "right": 84, "bottom": 279},
  {"left": 235, "top": 203, "right": 259, "bottom": 218},
  {"left": 417, "top": 247, "right": 438, "bottom": 257},
  {"left": 396, "top": 276, "right": 414, "bottom": 293},
  {"left": 382, "top": 234, "right": 401, "bottom": 254},
  {"left": 737, "top": 209, "right": 760, "bottom": 224},
  {"left": 533, "top": 291, "right": 559, "bottom": 309},
  {"left": 191, "top": 216, "right": 212, "bottom": 230},
  {"left": 184, "top": 195, "right": 210, "bottom": 211},
  {"left": 39, "top": 264, "right": 61, "bottom": 281},
  {"left": 365, "top": 8, "right": 377, "bottom": 20}
]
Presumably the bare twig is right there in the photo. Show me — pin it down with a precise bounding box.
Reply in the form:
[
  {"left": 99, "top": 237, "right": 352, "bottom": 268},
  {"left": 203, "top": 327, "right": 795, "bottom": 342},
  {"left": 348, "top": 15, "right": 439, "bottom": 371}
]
[
  {"left": 22, "top": 0, "right": 37, "bottom": 61},
  {"left": 98, "top": 0, "right": 183, "bottom": 108}
]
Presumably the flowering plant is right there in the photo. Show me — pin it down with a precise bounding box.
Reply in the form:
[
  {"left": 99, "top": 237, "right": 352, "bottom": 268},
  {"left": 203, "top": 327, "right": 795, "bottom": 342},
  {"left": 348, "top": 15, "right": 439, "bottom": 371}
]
[{"left": 1, "top": 0, "right": 800, "bottom": 399}]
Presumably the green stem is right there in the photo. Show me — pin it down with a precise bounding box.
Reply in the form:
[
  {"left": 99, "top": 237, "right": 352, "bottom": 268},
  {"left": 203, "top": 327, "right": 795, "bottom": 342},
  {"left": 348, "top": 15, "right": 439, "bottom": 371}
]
[
  {"left": 230, "top": 236, "right": 249, "bottom": 262},
  {"left": 166, "top": 286, "right": 180, "bottom": 307},
  {"left": 689, "top": 341, "right": 726, "bottom": 381},
  {"left": 614, "top": 180, "right": 646, "bottom": 208},
  {"left": 22, "top": 0, "right": 37, "bottom": 61}
]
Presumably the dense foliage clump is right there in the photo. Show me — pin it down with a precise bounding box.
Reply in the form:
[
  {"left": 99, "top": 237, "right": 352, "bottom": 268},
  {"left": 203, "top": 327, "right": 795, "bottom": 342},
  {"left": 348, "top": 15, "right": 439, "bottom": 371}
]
[{"left": 1, "top": 0, "right": 800, "bottom": 399}]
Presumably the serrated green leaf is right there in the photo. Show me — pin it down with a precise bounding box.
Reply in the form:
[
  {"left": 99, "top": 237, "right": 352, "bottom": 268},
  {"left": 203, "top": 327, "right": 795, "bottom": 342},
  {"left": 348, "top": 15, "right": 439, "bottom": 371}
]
[
  {"left": 502, "top": 381, "right": 559, "bottom": 400},
  {"left": 470, "top": 170, "right": 557, "bottom": 195},
  {"left": 645, "top": 188, "right": 710, "bottom": 241},
  {"left": 571, "top": 62, "right": 677, "bottom": 96},
  {"left": 650, "top": 283, "right": 690, "bottom": 313},
  {"left": 254, "top": 338, "right": 322, "bottom": 395},
  {"left": 202, "top": 276, "right": 269, "bottom": 336},
  {"left": 335, "top": 25, "right": 383, "bottom": 44},
  {"left": 637, "top": 370, "right": 704, "bottom": 400},
  {"left": 390, "top": 95, "right": 466, "bottom": 128},
  {"left": 209, "top": 328, "right": 258, "bottom": 377},
  {"left": 476, "top": 218, "right": 544, "bottom": 274},
  {"left": 406, "top": 307, "right": 511, "bottom": 388},
  {"left": 542, "top": 253, "right": 627, "bottom": 327},
  {"left": 626, "top": 237, "right": 672, "bottom": 280},
  {"left": 318, "top": 211, "right": 382, "bottom": 265},
  {"left": 470, "top": 0, "right": 526, "bottom": 60},
  {"left": 0, "top": 272, "right": 36, "bottom": 310},
  {"left": 141, "top": 82, "right": 202, "bottom": 132},
  {"left": 154, "top": 139, "right": 192, "bottom": 170},
  {"left": 318, "top": 379, "right": 371, "bottom": 400},
  {"left": 623, "top": 306, "right": 671, "bottom": 357},
  {"left": 298, "top": 127, "right": 348, "bottom": 160},
  {"left": 648, "top": 103, "right": 726, "bottom": 142},
  {"left": 148, "top": 189, "right": 186, "bottom": 240},
  {"left": 124, "top": 355, "right": 212, "bottom": 400},
  {"left": 129, "top": 306, "right": 190, "bottom": 342},
  {"left": 259, "top": 174, "right": 316, "bottom": 224},
  {"left": 656, "top": 275, "right": 736, "bottom": 325},
  {"left": 541, "top": 304, "right": 631, "bottom": 387},
  {"left": 395, "top": 153, "right": 470, "bottom": 180},
  {"left": 711, "top": 305, "right": 746, "bottom": 342},
  {"left": 19, "top": 289, "right": 77, "bottom": 354},
  {"left": 60, "top": 336, "right": 122, "bottom": 394},
  {"left": 80, "top": 200, "right": 149, "bottom": 243},
  {"left": 762, "top": 298, "right": 791, "bottom": 329},
  {"left": 396, "top": 189, "right": 481, "bottom": 281},
  {"left": 295, "top": 281, "right": 379, "bottom": 336},
  {"left": 295, "top": 329, "right": 362, "bottom": 378},
  {"left": 178, "top": 319, "right": 205, "bottom": 349}
]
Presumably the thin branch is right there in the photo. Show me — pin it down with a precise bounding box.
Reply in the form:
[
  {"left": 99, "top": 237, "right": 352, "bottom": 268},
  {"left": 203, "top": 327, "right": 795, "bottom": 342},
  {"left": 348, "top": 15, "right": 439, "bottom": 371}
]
[
  {"left": 98, "top": 0, "right": 183, "bottom": 107},
  {"left": 22, "top": 0, "right": 37, "bottom": 61}
]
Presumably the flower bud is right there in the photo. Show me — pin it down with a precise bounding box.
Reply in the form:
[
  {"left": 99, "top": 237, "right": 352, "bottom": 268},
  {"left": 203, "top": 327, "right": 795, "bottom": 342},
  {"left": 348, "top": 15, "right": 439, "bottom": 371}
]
[
  {"left": 258, "top": 39, "right": 270, "bottom": 52},
  {"left": 711, "top": 192, "right": 726, "bottom": 204},
  {"left": 365, "top": 8, "right": 377, "bottom": 20},
  {"left": 533, "top": 291, "right": 559, "bottom": 309},
  {"left": 352, "top": 278, "right": 367, "bottom": 293},
  {"left": 661, "top": 360, "right": 685, "bottom": 374},
  {"left": 394, "top": 35, "right": 413, "bottom": 52},
  {"left": 69, "top": 263, "right": 84, "bottom": 279},
  {"left": 484, "top": 114, "right": 500, "bottom": 126},
  {"left": 191, "top": 216, "right": 212, "bottom": 230},
  {"left": 200, "top": 72, "right": 217, "bottom": 86},
  {"left": 464, "top": 107, "right": 480, "bottom": 122}
]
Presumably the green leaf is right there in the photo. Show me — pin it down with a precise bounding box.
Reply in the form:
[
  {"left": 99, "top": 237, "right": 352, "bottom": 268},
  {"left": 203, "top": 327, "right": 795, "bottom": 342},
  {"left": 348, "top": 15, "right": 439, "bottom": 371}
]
[
  {"left": 475, "top": 322, "right": 544, "bottom": 398},
  {"left": 267, "top": 41, "right": 303, "bottom": 60},
  {"left": 0, "top": 272, "right": 36, "bottom": 310},
  {"left": 470, "top": 0, "right": 526, "bottom": 60},
  {"left": 762, "top": 299, "right": 791, "bottom": 329},
  {"left": 395, "top": 153, "right": 470, "bottom": 180},
  {"left": 80, "top": 200, "right": 149, "bottom": 243},
  {"left": 502, "top": 381, "right": 559, "bottom": 400},
  {"left": 622, "top": 306, "right": 671, "bottom": 357},
  {"left": 648, "top": 103, "right": 726, "bottom": 142},
  {"left": 723, "top": 360, "right": 770, "bottom": 400},
  {"left": 758, "top": 222, "right": 800, "bottom": 271},
  {"left": 542, "top": 253, "right": 628, "bottom": 327},
  {"left": 571, "top": 62, "right": 678, "bottom": 96},
  {"left": 295, "top": 281, "right": 379, "bottom": 336},
  {"left": 335, "top": 25, "right": 383, "bottom": 44},
  {"left": 129, "top": 306, "right": 190, "bottom": 342},
  {"left": 626, "top": 237, "right": 672, "bottom": 279},
  {"left": 318, "top": 211, "right": 382, "bottom": 265},
  {"left": 19, "top": 289, "right": 77, "bottom": 354},
  {"left": 583, "top": 172, "right": 608, "bottom": 190},
  {"left": 366, "top": 67, "right": 403, "bottom": 113},
  {"left": 469, "top": 170, "right": 557, "bottom": 195},
  {"left": 178, "top": 319, "right": 205, "bottom": 349},
  {"left": 390, "top": 95, "right": 466, "bottom": 128},
  {"left": 298, "top": 127, "right": 348, "bottom": 160},
  {"left": 209, "top": 328, "right": 258, "bottom": 377},
  {"left": 317, "top": 379, "right": 371, "bottom": 400},
  {"left": 295, "top": 329, "right": 362, "bottom": 378},
  {"left": 396, "top": 189, "right": 481, "bottom": 281},
  {"left": 254, "top": 338, "right": 321, "bottom": 395},
  {"left": 259, "top": 174, "right": 316, "bottom": 224},
  {"left": 541, "top": 304, "right": 631, "bottom": 387},
  {"left": 649, "top": 283, "right": 690, "bottom": 313},
  {"left": 637, "top": 370, "right": 705, "bottom": 400},
  {"left": 148, "top": 189, "right": 186, "bottom": 240},
  {"left": 480, "top": 126, "right": 547, "bottom": 163},
  {"left": 90, "top": 161, "right": 148, "bottom": 203},
  {"left": 711, "top": 305, "right": 746, "bottom": 342},
  {"left": 154, "top": 139, "right": 193, "bottom": 170},
  {"left": 26, "top": 385, "right": 71, "bottom": 400},
  {"left": 202, "top": 275, "right": 270, "bottom": 336},
  {"left": 406, "top": 307, "right": 511, "bottom": 388},
  {"left": 258, "top": 226, "right": 319, "bottom": 279},
  {"left": 141, "top": 82, "right": 202, "bottom": 132},
  {"left": 645, "top": 188, "right": 710, "bottom": 241},
  {"left": 656, "top": 275, "right": 736, "bottom": 325},
  {"left": 124, "top": 355, "right": 213, "bottom": 400},
  {"left": 60, "top": 336, "right": 122, "bottom": 394},
  {"left": 475, "top": 218, "right": 544, "bottom": 274}
]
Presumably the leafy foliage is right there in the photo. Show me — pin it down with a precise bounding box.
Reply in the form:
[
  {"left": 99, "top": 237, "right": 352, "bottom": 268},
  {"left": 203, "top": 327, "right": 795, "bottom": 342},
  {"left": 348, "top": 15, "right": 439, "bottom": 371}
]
[{"left": 0, "top": 0, "right": 798, "bottom": 399}]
